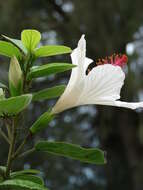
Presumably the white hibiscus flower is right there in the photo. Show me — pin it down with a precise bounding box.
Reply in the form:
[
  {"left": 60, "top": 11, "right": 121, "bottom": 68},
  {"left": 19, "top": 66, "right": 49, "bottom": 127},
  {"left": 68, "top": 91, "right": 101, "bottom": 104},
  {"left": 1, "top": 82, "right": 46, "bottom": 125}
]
[{"left": 52, "top": 35, "right": 143, "bottom": 114}]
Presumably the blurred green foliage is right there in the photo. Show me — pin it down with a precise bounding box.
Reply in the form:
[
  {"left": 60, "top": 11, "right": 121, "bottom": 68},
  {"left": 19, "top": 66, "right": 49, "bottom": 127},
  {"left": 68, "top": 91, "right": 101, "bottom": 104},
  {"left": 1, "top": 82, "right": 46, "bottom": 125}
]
[{"left": 0, "top": 0, "right": 143, "bottom": 190}]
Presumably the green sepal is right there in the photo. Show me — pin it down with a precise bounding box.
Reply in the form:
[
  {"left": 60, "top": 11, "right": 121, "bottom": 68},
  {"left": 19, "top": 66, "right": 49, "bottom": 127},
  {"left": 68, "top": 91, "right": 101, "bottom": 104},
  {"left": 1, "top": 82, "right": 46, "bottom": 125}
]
[
  {"left": 9, "top": 57, "right": 23, "bottom": 96},
  {"left": 30, "top": 111, "right": 54, "bottom": 134},
  {"left": 9, "top": 81, "right": 23, "bottom": 97}
]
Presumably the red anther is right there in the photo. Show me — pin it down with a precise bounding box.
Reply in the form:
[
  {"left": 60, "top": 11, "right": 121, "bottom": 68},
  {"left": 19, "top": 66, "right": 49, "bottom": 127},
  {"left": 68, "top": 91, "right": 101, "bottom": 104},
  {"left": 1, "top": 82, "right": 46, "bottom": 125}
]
[
  {"left": 114, "top": 54, "right": 128, "bottom": 67},
  {"left": 96, "top": 53, "right": 128, "bottom": 67}
]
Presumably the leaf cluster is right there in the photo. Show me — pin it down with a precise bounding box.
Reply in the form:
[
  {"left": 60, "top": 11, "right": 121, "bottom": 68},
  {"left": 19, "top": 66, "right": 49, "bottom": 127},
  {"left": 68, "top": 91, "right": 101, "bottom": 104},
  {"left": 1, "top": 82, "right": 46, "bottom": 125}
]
[{"left": 0, "top": 29, "right": 106, "bottom": 189}]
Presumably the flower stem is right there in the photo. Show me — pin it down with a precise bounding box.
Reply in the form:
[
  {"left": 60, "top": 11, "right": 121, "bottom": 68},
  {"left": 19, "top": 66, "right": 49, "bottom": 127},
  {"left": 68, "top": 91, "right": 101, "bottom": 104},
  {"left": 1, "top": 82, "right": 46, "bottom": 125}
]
[
  {"left": 5, "top": 117, "right": 17, "bottom": 178},
  {"left": 17, "top": 148, "right": 35, "bottom": 159},
  {"left": 13, "top": 132, "right": 31, "bottom": 159},
  {"left": 6, "top": 125, "right": 12, "bottom": 142},
  {"left": 0, "top": 128, "right": 10, "bottom": 144}
]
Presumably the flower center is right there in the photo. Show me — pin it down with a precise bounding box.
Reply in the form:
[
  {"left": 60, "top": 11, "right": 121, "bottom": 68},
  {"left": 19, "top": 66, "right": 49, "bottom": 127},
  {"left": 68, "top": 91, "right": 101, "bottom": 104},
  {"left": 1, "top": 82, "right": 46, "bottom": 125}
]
[{"left": 86, "top": 53, "right": 128, "bottom": 75}]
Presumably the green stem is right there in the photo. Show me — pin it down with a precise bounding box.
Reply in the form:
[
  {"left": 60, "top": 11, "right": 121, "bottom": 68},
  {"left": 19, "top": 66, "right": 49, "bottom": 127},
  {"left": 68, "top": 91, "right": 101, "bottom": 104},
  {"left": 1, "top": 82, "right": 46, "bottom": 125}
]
[
  {"left": 23, "top": 54, "right": 33, "bottom": 93},
  {"left": 6, "top": 124, "right": 12, "bottom": 141},
  {"left": 3, "top": 118, "right": 12, "bottom": 141},
  {"left": 0, "top": 128, "right": 10, "bottom": 144},
  {"left": 17, "top": 148, "right": 35, "bottom": 159},
  {"left": 13, "top": 132, "right": 31, "bottom": 159},
  {"left": 5, "top": 55, "right": 35, "bottom": 178},
  {"left": 5, "top": 117, "right": 17, "bottom": 178}
]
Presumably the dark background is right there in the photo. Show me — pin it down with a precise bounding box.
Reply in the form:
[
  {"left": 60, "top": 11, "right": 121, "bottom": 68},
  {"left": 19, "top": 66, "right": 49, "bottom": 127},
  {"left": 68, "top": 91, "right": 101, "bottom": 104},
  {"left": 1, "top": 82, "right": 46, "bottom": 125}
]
[{"left": 0, "top": 0, "right": 143, "bottom": 190}]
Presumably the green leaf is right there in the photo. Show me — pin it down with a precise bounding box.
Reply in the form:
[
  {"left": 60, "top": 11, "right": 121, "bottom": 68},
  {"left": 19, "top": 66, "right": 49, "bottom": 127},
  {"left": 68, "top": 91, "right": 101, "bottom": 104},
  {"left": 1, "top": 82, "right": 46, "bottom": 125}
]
[
  {"left": 0, "top": 179, "right": 49, "bottom": 190},
  {"left": 32, "top": 85, "right": 65, "bottom": 101},
  {"left": 30, "top": 111, "right": 54, "bottom": 134},
  {"left": 0, "top": 94, "right": 32, "bottom": 116},
  {"left": 2, "top": 35, "right": 27, "bottom": 54},
  {"left": 21, "top": 29, "right": 41, "bottom": 52},
  {"left": 35, "top": 141, "right": 106, "bottom": 165},
  {"left": 0, "top": 41, "right": 21, "bottom": 59},
  {"left": 28, "top": 63, "right": 75, "bottom": 80},
  {"left": 34, "top": 45, "right": 71, "bottom": 57},
  {"left": 11, "top": 169, "right": 41, "bottom": 178},
  {"left": 11, "top": 174, "right": 44, "bottom": 185}
]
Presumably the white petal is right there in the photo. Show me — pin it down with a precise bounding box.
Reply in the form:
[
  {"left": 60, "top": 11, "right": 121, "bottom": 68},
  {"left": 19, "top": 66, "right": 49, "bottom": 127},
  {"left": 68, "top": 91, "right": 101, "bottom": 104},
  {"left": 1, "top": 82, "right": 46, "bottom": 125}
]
[
  {"left": 78, "top": 35, "right": 93, "bottom": 73},
  {"left": 76, "top": 64, "right": 125, "bottom": 105},
  {"left": 78, "top": 34, "right": 86, "bottom": 52},
  {"left": 70, "top": 35, "right": 93, "bottom": 86},
  {"left": 84, "top": 57, "right": 93, "bottom": 74},
  {"left": 71, "top": 35, "right": 86, "bottom": 68},
  {"left": 51, "top": 80, "right": 84, "bottom": 114},
  {"left": 68, "top": 35, "right": 85, "bottom": 87},
  {"left": 52, "top": 35, "right": 89, "bottom": 114},
  {"left": 94, "top": 100, "right": 143, "bottom": 110},
  {"left": 114, "top": 101, "right": 143, "bottom": 109}
]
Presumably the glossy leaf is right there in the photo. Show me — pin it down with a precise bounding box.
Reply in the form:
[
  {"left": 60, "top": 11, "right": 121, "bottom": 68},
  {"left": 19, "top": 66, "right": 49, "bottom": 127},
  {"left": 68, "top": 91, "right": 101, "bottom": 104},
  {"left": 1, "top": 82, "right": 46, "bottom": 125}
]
[
  {"left": 28, "top": 63, "right": 76, "bottom": 79},
  {"left": 11, "top": 174, "right": 44, "bottom": 185},
  {"left": 21, "top": 29, "right": 41, "bottom": 52},
  {"left": 0, "top": 94, "right": 32, "bottom": 116},
  {"left": 0, "top": 179, "right": 49, "bottom": 190},
  {"left": 30, "top": 111, "right": 54, "bottom": 134},
  {"left": 0, "top": 41, "right": 21, "bottom": 59},
  {"left": 35, "top": 141, "right": 106, "bottom": 165},
  {"left": 11, "top": 169, "right": 41, "bottom": 178},
  {"left": 32, "top": 85, "right": 66, "bottom": 101},
  {"left": 2, "top": 35, "right": 27, "bottom": 54},
  {"left": 34, "top": 45, "right": 71, "bottom": 57}
]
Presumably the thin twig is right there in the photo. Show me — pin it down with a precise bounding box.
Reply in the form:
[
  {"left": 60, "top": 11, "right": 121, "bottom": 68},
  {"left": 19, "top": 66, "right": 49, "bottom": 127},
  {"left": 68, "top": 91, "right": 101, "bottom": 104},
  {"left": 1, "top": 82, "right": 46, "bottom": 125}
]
[
  {"left": 13, "top": 132, "right": 31, "bottom": 159},
  {"left": 6, "top": 124, "right": 12, "bottom": 141},
  {"left": 0, "top": 128, "right": 10, "bottom": 144},
  {"left": 5, "top": 117, "right": 17, "bottom": 178},
  {"left": 17, "top": 148, "right": 35, "bottom": 159}
]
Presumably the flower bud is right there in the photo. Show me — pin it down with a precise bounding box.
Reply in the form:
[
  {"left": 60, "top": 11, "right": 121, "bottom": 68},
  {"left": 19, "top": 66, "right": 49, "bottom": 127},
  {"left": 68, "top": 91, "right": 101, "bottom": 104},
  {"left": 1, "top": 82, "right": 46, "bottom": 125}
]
[{"left": 9, "top": 56, "right": 23, "bottom": 96}]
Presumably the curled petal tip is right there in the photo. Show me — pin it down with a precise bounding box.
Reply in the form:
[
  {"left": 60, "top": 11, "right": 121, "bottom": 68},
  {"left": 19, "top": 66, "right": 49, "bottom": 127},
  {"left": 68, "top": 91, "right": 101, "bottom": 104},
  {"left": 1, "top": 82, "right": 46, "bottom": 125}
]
[
  {"left": 78, "top": 34, "right": 86, "bottom": 51},
  {"left": 81, "top": 34, "right": 85, "bottom": 39}
]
